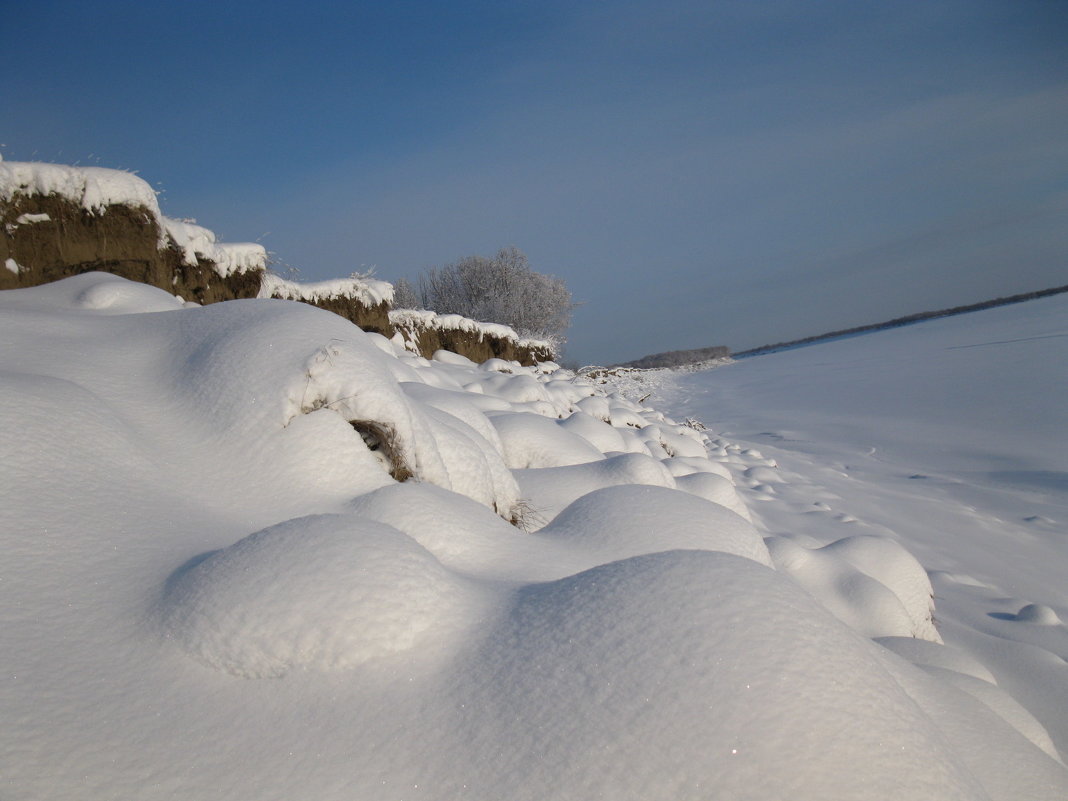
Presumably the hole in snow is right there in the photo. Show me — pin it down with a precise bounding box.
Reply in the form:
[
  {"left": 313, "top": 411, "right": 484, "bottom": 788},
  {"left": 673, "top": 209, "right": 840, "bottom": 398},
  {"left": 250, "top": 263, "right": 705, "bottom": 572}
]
[{"left": 350, "top": 420, "right": 413, "bottom": 483}]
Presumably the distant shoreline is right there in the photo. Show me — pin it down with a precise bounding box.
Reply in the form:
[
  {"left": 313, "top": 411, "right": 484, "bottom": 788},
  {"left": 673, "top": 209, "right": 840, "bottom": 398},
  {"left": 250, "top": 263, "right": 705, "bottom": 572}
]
[{"left": 734, "top": 283, "right": 1068, "bottom": 359}]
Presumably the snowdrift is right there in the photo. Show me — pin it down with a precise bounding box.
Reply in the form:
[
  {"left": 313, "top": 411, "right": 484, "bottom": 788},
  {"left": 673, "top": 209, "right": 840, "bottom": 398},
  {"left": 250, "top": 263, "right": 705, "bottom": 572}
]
[{"left": 1, "top": 273, "right": 1065, "bottom": 800}]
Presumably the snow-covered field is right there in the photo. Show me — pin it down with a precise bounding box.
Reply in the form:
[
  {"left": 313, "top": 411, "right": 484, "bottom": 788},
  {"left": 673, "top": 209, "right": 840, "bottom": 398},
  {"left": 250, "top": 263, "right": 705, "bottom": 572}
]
[
  {"left": 1, "top": 274, "right": 1066, "bottom": 799},
  {"left": 663, "top": 294, "right": 1068, "bottom": 782}
]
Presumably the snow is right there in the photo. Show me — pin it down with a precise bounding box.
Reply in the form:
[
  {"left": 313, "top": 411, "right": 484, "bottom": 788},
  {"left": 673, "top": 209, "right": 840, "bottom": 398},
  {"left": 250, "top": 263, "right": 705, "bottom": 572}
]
[
  {"left": 163, "top": 217, "right": 267, "bottom": 276},
  {"left": 390, "top": 307, "right": 551, "bottom": 353},
  {"left": 1, "top": 272, "right": 1066, "bottom": 799},
  {"left": 765, "top": 534, "right": 941, "bottom": 642},
  {"left": 455, "top": 551, "right": 983, "bottom": 801},
  {"left": 660, "top": 292, "right": 1068, "bottom": 781},
  {"left": 259, "top": 271, "right": 394, "bottom": 306},
  {"left": 6, "top": 212, "right": 51, "bottom": 231},
  {"left": 490, "top": 410, "right": 607, "bottom": 468},
  {"left": 391, "top": 307, "right": 519, "bottom": 341},
  {"left": 537, "top": 484, "right": 773, "bottom": 567},
  {"left": 161, "top": 513, "right": 487, "bottom": 678},
  {"left": 0, "top": 160, "right": 162, "bottom": 217}
]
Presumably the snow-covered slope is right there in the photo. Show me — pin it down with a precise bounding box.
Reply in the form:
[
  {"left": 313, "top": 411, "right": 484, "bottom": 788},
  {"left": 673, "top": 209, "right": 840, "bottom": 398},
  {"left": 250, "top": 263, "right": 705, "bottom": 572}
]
[{"left": 1, "top": 274, "right": 1065, "bottom": 800}]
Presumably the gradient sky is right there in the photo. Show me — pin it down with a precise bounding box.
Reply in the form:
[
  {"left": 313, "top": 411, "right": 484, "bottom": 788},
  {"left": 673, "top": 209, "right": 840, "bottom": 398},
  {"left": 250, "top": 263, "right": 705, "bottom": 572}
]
[{"left": 4, "top": 0, "right": 1066, "bottom": 364}]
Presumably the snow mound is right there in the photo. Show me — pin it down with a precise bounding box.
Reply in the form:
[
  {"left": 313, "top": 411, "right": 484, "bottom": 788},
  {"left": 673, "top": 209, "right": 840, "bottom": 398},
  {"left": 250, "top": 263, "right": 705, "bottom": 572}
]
[
  {"left": 294, "top": 338, "right": 521, "bottom": 517},
  {"left": 400, "top": 381, "right": 510, "bottom": 451},
  {"left": 161, "top": 514, "right": 480, "bottom": 678},
  {"left": 664, "top": 454, "right": 735, "bottom": 479},
  {"left": 0, "top": 270, "right": 186, "bottom": 315},
  {"left": 74, "top": 273, "right": 186, "bottom": 313},
  {"left": 479, "top": 373, "right": 560, "bottom": 410},
  {"left": 349, "top": 482, "right": 519, "bottom": 565},
  {"left": 1015, "top": 603, "right": 1062, "bottom": 625},
  {"left": 455, "top": 550, "right": 986, "bottom": 800},
  {"left": 107, "top": 295, "right": 522, "bottom": 517},
  {"left": 767, "top": 534, "right": 941, "bottom": 642},
  {"left": 673, "top": 469, "right": 752, "bottom": 520},
  {"left": 490, "top": 411, "right": 606, "bottom": 468},
  {"left": 557, "top": 408, "right": 632, "bottom": 452},
  {"left": 514, "top": 451, "right": 679, "bottom": 525},
  {"left": 538, "top": 484, "right": 772, "bottom": 567},
  {"left": 348, "top": 481, "right": 585, "bottom": 582}
]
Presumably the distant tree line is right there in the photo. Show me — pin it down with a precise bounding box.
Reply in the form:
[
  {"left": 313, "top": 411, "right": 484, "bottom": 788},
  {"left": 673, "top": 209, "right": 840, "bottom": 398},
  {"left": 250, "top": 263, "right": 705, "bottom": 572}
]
[
  {"left": 393, "top": 246, "right": 574, "bottom": 351},
  {"left": 616, "top": 345, "right": 730, "bottom": 370},
  {"left": 735, "top": 283, "right": 1068, "bottom": 358}
]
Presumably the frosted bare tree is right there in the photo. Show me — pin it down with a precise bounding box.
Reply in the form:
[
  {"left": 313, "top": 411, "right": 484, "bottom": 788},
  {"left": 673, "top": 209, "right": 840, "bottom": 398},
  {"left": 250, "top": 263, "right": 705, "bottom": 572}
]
[{"left": 417, "top": 247, "right": 574, "bottom": 351}]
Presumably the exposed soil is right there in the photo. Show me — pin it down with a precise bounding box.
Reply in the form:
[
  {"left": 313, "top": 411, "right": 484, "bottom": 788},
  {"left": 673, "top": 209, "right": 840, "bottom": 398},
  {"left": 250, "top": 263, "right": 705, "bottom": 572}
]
[
  {"left": 391, "top": 322, "right": 553, "bottom": 364},
  {"left": 2, "top": 191, "right": 548, "bottom": 365}
]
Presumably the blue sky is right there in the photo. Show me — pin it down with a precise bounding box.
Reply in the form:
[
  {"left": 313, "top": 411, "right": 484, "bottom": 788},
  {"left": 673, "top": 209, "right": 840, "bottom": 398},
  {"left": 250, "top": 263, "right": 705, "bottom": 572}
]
[{"left": 4, "top": 0, "right": 1066, "bottom": 364}]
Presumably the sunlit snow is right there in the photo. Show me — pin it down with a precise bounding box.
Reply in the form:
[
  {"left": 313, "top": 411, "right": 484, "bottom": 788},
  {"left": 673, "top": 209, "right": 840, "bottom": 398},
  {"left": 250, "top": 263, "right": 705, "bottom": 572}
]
[{"left": 1, "top": 273, "right": 1065, "bottom": 799}]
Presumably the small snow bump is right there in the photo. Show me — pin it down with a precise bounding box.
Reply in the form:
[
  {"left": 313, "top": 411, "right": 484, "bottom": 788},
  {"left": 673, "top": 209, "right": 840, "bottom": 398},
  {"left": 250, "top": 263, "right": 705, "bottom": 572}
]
[{"left": 1014, "top": 603, "right": 1061, "bottom": 625}]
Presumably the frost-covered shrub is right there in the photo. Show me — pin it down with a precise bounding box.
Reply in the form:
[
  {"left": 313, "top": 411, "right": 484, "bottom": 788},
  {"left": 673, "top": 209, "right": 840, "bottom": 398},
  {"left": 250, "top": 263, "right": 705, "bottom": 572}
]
[
  {"left": 392, "top": 277, "right": 420, "bottom": 309},
  {"left": 416, "top": 246, "right": 573, "bottom": 350}
]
